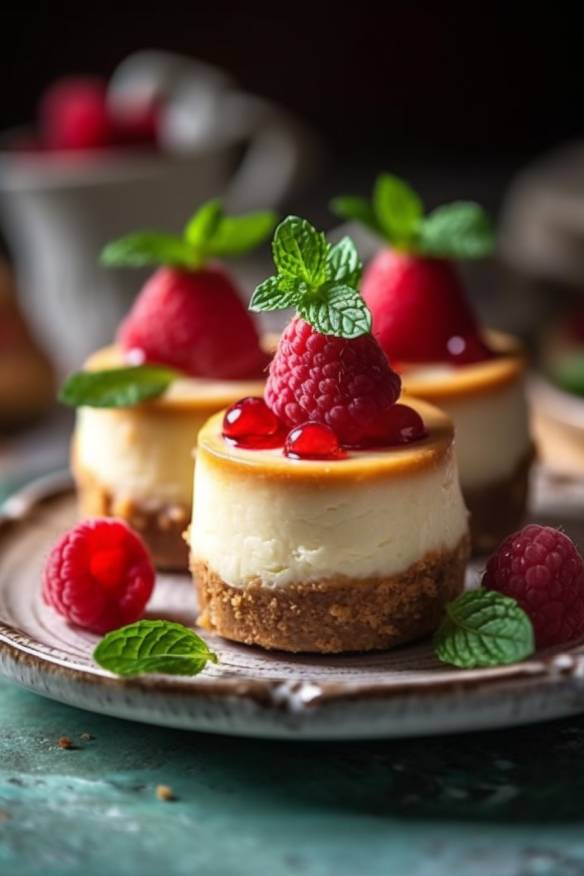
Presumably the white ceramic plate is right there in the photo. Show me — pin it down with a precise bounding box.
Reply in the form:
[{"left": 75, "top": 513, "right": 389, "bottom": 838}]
[{"left": 1, "top": 471, "right": 584, "bottom": 740}]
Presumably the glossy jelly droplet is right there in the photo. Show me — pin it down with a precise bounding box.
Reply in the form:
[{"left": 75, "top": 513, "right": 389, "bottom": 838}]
[
  {"left": 284, "top": 422, "right": 346, "bottom": 460},
  {"left": 222, "top": 397, "right": 284, "bottom": 449},
  {"left": 446, "top": 332, "right": 494, "bottom": 366},
  {"left": 383, "top": 404, "right": 427, "bottom": 445}
]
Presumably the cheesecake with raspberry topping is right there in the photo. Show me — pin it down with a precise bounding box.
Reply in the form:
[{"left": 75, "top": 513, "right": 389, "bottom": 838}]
[
  {"left": 72, "top": 345, "right": 266, "bottom": 569},
  {"left": 333, "top": 173, "right": 532, "bottom": 551},
  {"left": 62, "top": 200, "right": 275, "bottom": 569},
  {"left": 189, "top": 218, "right": 469, "bottom": 653},
  {"left": 400, "top": 331, "right": 531, "bottom": 553}
]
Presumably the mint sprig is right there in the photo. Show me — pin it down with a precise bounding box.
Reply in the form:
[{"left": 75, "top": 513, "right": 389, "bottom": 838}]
[
  {"left": 94, "top": 620, "right": 218, "bottom": 677},
  {"left": 331, "top": 172, "right": 494, "bottom": 260},
  {"left": 250, "top": 216, "right": 371, "bottom": 339},
  {"left": 101, "top": 199, "right": 277, "bottom": 270},
  {"left": 59, "top": 365, "right": 178, "bottom": 408},
  {"left": 433, "top": 589, "right": 534, "bottom": 669}
]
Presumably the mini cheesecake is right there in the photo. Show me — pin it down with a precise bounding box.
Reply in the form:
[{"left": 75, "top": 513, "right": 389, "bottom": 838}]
[
  {"left": 66, "top": 199, "right": 279, "bottom": 568},
  {"left": 190, "top": 397, "right": 469, "bottom": 654},
  {"left": 72, "top": 345, "right": 265, "bottom": 569},
  {"left": 401, "top": 331, "right": 532, "bottom": 553}
]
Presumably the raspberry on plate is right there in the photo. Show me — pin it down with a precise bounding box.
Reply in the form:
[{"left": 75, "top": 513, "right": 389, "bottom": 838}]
[
  {"left": 483, "top": 524, "right": 584, "bottom": 647},
  {"left": 43, "top": 518, "right": 155, "bottom": 633}
]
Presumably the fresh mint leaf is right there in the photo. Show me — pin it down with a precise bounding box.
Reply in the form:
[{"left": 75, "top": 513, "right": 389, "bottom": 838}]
[
  {"left": 331, "top": 176, "right": 493, "bottom": 262},
  {"left": 208, "top": 211, "right": 277, "bottom": 257},
  {"left": 419, "top": 202, "right": 494, "bottom": 259},
  {"left": 101, "top": 233, "right": 196, "bottom": 269},
  {"left": 549, "top": 353, "right": 584, "bottom": 397},
  {"left": 59, "top": 365, "right": 177, "bottom": 408},
  {"left": 184, "top": 198, "right": 223, "bottom": 248},
  {"left": 249, "top": 276, "right": 305, "bottom": 312},
  {"left": 94, "top": 620, "right": 218, "bottom": 677},
  {"left": 103, "top": 200, "right": 276, "bottom": 272},
  {"left": 252, "top": 216, "right": 370, "bottom": 339},
  {"left": 326, "top": 237, "right": 362, "bottom": 287},
  {"left": 434, "top": 589, "right": 534, "bottom": 669},
  {"left": 373, "top": 173, "right": 423, "bottom": 246},
  {"left": 298, "top": 285, "right": 371, "bottom": 339},
  {"left": 272, "top": 216, "right": 329, "bottom": 285},
  {"left": 330, "top": 196, "right": 381, "bottom": 235}
]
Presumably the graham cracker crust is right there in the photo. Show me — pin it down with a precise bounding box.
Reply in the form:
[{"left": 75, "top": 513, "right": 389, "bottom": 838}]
[
  {"left": 191, "top": 536, "right": 469, "bottom": 654},
  {"left": 466, "top": 449, "right": 534, "bottom": 554},
  {"left": 73, "top": 466, "right": 190, "bottom": 571}
]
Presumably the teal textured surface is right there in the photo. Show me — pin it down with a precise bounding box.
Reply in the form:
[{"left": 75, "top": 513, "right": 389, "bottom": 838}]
[{"left": 1, "top": 677, "right": 584, "bottom": 876}]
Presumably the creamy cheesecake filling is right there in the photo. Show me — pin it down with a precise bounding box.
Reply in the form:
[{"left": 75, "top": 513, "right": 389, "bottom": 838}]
[
  {"left": 190, "top": 405, "right": 469, "bottom": 589},
  {"left": 429, "top": 378, "right": 530, "bottom": 489},
  {"left": 74, "top": 346, "right": 266, "bottom": 509},
  {"left": 75, "top": 406, "right": 207, "bottom": 507},
  {"left": 401, "top": 341, "right": 531, "bottom": 490}
]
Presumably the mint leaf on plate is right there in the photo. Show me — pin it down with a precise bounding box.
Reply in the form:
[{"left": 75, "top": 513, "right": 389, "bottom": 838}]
[
  {"left": 94, "top": 620, "right": 218, "bottom": 677},
  {"left": 419, "top": 202, "right": 494, "bottom": 259},
  {"left": 59, "top": 365, "right": 178, "bottom": 408},
  {"left": 101, "top": 233, "right": 196, "bottom": 269},
  {"left": 434, "top": 589, "right": 534, "bottom": 669},
  {"left": 373, "top": 173, "right": 423, "bottom": 246}
]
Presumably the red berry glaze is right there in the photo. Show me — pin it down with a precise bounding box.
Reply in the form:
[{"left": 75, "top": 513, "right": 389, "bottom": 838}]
[
  {"left": 40, "top": 78, "right": 113, "bottom": 151},
  {"left": 361, "top": 249, "right": 492, "bottom": 366},
  {"left": 382, "top": 404, "right": 427, "bottom": 445},
  {"left": 483, "top": 524, "right": 584, "bottom": 647},
  {"left": 222, "top": 397, "right": 284, "bottom": 449},
  {"left": 117, "top": 266, "right": 268, "bottom": 380},
  {"left": 285, "top": 422, "right": 346, "bottom": 460},
  {"left": 42, "top": 518, "right": 155, "bottom": 633},
  {"left": 265, "top": 316, "right": 402, "bottom": 447}
]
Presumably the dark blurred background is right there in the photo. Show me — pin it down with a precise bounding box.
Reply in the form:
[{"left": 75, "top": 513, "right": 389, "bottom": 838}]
[
  {"left": 3, "top": 2, "right": 583, "bottom": 214},
  {"left": 1, "top": 2, "right": 584, "bottom": 480}
]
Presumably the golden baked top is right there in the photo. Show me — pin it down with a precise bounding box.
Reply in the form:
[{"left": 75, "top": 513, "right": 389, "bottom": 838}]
[
  {"left": 401, "top": 331, "right": 527, "bottom": 402},
  {"left": 197, "top": 396, "right": 454, "bottom": 484},
  {"left": 85, "top": 345, "right": 266, "bottom": 413}
]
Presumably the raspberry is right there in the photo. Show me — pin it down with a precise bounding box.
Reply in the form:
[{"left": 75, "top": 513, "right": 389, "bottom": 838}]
[
  {"left": 117, "top": 266, "right": 267, "bottom": 380},
  {"left": 43, "top": 519, "right": 155, "bottom": 633},
  {"left": 265, "top": 317, "right": 402, "bottom": 446},
  {"left": 39, "top": 77, "right": 113, "bottom": 151},
  {"left": 483, "top": 524, "right": 584, "bottom": 647},
  {"left": 362, "top": 249, "right": 493, "bottom": 365}
]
